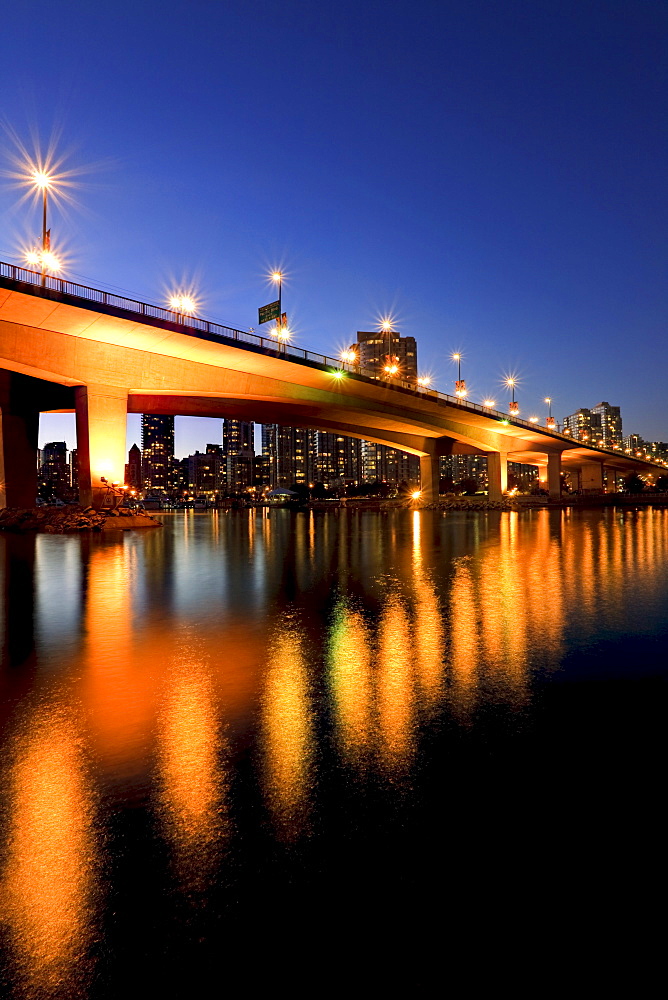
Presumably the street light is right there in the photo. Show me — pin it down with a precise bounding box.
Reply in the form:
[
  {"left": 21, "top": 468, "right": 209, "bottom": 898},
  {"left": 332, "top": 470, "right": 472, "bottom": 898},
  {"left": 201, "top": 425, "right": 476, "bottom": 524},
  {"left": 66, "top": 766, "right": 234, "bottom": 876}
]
[
  {"left": 506, "top": 377, "right": 519, "bottom": 414},
  {"left": 452, "top": 352, "right": 466, "bottom": 398},
  {"left": 168, "top": 293, "right": 197, "bottom": 323},
  {"left": 545, "top": 396, "right": 555, "bottom": 429},
  {"left": 32, "top": 170, "right": 54, "bottom": 286},
  {"left": 270, "top": 270, "right": 288, "bottom": 351}
]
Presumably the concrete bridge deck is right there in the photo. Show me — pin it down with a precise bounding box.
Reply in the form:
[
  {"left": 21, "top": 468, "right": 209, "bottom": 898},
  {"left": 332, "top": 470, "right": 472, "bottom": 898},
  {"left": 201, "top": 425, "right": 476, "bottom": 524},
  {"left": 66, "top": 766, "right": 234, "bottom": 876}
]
[{"left": 0, "top": 263, "right": 663, "bottom": 506}]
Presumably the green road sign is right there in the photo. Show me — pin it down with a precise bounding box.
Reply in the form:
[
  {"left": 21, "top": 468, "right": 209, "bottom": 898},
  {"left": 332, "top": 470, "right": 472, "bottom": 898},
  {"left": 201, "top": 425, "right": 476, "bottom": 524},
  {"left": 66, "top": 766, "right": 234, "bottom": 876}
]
[{"left": 259, "top": 300, "right": 280, "bottom": 325}]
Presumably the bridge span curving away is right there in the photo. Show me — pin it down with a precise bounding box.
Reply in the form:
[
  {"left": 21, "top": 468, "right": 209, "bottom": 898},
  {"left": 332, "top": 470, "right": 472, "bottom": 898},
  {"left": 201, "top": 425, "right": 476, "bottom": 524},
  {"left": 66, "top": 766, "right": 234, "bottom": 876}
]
[{"left": 0, "top": 264, "right": 663, "bottom": 507}]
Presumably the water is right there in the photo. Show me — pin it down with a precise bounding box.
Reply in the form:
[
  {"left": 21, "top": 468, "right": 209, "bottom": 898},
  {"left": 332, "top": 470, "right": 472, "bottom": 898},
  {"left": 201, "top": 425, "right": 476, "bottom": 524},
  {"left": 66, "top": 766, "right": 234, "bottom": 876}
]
[{"left": 0, "top": 507, "right": 666, "bottom": 995}]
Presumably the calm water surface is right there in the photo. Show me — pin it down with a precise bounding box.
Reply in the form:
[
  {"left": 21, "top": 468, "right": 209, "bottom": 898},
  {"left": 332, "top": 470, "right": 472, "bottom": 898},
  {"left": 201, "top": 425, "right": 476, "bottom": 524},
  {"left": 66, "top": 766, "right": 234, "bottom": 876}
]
[{"left": 1, "top": 508, "right": 666, "bottom": 995}]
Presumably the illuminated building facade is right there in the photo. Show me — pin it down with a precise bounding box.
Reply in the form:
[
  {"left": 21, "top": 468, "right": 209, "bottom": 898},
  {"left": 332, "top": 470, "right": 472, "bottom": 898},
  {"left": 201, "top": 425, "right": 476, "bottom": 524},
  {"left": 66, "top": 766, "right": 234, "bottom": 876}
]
[
  {"left": 355, "top": 329, "right": 418, "bottom": 381},
  {"left": 590, "top": 402, "right": 622, "bottom": 447},
  {"left": 563, "top": 402, "right": 622, "bottom": 446},
  {"left": 313, "top": 431, "right": 362, "bottom": 485},
  {"left": 141, "top": 415, "right": 174, "bottom": 492},
  {"left": 223, "top": 420, "right": 254, "bottom": 492},
  {"left": 38, "top": 441, "right": 70, "bottom": 499},
  {"left": 262, "top": 424, "right": 310, "bottom": 488}
]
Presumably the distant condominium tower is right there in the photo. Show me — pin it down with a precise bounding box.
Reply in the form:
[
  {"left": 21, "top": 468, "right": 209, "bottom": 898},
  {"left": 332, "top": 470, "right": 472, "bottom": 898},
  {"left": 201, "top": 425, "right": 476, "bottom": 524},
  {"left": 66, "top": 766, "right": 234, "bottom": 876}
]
[
  {"left": 313, "top": 431, "right": 363, "bottom": 486},
  {"left": 362, "top": 441, "right": 419, "bottom": 486},
  {"left": 125, "top": 443, "right": 142, "bottom": 489},
  {"left": 355, "top": 329, "right": 418, "bottom": 381},
  {"left": 262, "top": 423, "right": 310, "bottom": 487},
  {"left": 141, "top": 415, "right": 175, "bottom": 491},
  {"left": 39, "top": 441, "right": 70, "bottom": 498},
  {"left": 223, "top": 419, "right": 255, "bottom": 491},
  {"left": 562, "top": 402, "right": 622, "bottom": 446},
  {"left": 590, "top": 402, "right": 622, "bottom": 447}
]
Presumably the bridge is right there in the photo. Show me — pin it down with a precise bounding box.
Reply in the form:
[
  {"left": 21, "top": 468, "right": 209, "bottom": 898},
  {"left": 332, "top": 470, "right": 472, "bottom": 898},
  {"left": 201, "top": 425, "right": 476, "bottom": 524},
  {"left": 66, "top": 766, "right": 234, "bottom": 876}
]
[{"left": 0, "top": 261, "right": 663, "bottom": 508}]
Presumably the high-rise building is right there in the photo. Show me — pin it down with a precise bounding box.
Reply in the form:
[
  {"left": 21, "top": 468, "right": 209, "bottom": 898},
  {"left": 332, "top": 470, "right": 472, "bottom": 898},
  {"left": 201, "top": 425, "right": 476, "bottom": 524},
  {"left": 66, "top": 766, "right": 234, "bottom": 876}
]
[
  {"left": 187, "top": 451, "right": 218, "bottom": 496},
  {"left": 262, "top": 424, "right": 310, "bottom": 487},
  {"left": 563, "top": 403, "right": 623, "bottom": 447},
  {"left": 39, "top": 441, "right": 70, "bottom": 499},
  {"left": 125, "top": 444, "right": 142, "bottom": 489},
  {"left": 562, "top": 408, "right": 600, "bottom": 443},
  {"left": 141, "top": 415, "right": 174, "bottom": 492},
  {"left": 223, "top": 420, "right": 254, "bottom": 492},
  {"left": 355, "top": 329, "right": 418, "bottom": 381},
  {"left": 312, "top": 431, "right": 363, "bottom": 486},
  {"left": 590, "top": 402, "right": 622, "bottom": 447},
  {"left": 362, "top": 441, "right": 420, "bottom": 485}
]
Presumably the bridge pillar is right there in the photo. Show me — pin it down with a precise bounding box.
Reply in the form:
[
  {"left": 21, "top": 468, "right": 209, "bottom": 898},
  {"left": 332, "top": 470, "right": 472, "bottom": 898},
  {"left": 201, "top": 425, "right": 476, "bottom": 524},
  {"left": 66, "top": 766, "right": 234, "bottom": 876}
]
[
  {"left": 604, "top": 467, "right": 618, "bottom": 494},
  {"left": 0, "top": 372, "right": 40, "bottom": 508},
  {"left": 547, "top": 453, "right": 561, "bottom": 498},
  {"left": 75, "top": 384, "right": 128, "bottom": 508},
  {"left": 420, "top": 453, "right": 440, "bottom": 501},
  {"left": 580, "top": 462, "right": 604, "bottom": 493},
  {"left": 487, "top": 452, "right": 508, "bottom": 499}
]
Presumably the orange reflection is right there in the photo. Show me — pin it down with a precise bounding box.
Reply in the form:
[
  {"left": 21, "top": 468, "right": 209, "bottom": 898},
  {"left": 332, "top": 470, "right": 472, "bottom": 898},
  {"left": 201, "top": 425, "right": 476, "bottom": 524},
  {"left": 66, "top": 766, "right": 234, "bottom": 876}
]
[
  {"left": 328, "top": 600, "right": 373, "bottom": 764},
  {"left": 0, "top": 702, "right": 97, "bottom": 996},
  {"left": 450, "top": 559, "right": 480, "bottom": 711},
  {"left": 79, "top": 540, "right": 154, "bottom": 778},
  {"left": 377, "top": 592, "right": 415, "bottom": 769},
  {"left": 411, "top": 513, "right": 445, "bottom": 710},
  {"left": 157, "top": 658, "right": 228, "bottom": 884},
  {"left": 261, "top": 628, "right": 314, "bottom": 838}
]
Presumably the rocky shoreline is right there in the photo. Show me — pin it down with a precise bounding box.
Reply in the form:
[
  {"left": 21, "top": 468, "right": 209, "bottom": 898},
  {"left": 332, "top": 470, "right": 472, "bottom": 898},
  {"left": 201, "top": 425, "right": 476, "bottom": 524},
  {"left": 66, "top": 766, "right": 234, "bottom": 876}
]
[{"left": 0, "top": 505, "right": 162, "bottom": 533}]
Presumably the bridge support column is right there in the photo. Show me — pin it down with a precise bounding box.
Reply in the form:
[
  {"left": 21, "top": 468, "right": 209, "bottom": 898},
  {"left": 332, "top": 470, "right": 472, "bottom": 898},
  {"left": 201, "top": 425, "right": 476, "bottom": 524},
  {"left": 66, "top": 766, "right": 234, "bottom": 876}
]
[
  {"left": 0, "top": 372, "right": 40, "bottom": 508},
  {"left": 547, "top": 453, "right": 561, "bottom": 499},
  {"left": 75, "top": 384, "right": 128, "bottom": 508},
  {"left": 487, "top": 452, "right": 508, "bottom": 499},
  {"left": 604, "top": 467, "right": 618, "bottom": 494},
  {"left": 420, "top": 453, "right": 440, "bottom": 501},
  {"left": 580, "top": 462, "right": 604, "bottom": 493}
]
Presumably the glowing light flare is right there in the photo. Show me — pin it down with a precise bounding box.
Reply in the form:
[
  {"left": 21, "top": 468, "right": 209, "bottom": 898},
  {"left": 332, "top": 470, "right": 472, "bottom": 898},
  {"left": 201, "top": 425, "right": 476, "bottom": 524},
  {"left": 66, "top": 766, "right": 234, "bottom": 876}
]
[
  {"left": 31, "top": 169, "right": 54, "bottom": 190},
  {"left": 411, "top": 490, "right": 422, "bottom": 499},
  {"left": 340, "top": 349, "right": 358, "bottom": 363},
  {"left": 529, "top": 416, "right": 539, "bottom": 423},
  {"left": 24, "top": 247, "right": 61, "bottom": 273},
  {"left": 416, "top": 375, "right": 431, "bottom": 388},
  {"left": 168, "top": 293, "right": 198, "bottom": 316},
  {"left": 483, "top": 399, "right": 496, "bottom": 408},
  {"left": 331, "top": 369, "right": 346, "bottom": 380}
]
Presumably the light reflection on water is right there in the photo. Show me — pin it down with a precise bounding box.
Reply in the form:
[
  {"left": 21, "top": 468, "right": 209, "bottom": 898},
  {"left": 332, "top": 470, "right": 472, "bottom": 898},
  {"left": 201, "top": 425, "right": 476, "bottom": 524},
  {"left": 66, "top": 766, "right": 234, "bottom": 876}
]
[{"left": 0, "top": 507, "right": 667, "bottom": 994}]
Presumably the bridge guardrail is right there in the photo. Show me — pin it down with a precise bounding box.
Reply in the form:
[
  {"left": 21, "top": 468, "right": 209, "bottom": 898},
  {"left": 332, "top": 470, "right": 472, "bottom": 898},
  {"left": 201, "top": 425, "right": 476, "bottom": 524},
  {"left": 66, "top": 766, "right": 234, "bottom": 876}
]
[{"left": 0, "top": 260, "right": 661, "bottom": 468}]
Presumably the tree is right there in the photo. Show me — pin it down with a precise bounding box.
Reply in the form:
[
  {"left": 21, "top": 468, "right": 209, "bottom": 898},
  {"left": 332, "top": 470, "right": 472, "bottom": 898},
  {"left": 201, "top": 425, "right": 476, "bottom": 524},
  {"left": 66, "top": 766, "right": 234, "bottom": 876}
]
[
  {"left": 654, "top": 475, "right": 668, "bottom": 493},
  {"left": 623, "top": 472, "right": 646, "bottom": 494},
  {"left": 459, "top": 478, "right": 478, "bottom": 495}
]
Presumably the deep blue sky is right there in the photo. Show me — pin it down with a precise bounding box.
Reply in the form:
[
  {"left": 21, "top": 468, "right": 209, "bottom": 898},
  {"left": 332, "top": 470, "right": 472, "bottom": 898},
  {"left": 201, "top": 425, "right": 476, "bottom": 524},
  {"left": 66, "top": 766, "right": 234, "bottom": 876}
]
[{"left": 1, "top": 0, "right": 666, "bottom": 455}]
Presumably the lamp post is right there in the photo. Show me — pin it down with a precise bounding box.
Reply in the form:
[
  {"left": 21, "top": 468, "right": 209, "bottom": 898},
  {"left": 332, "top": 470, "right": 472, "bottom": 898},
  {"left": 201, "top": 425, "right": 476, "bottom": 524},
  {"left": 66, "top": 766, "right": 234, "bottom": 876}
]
[
  {"left": 545, "top": 396, "right": 555, "bottom": 430},
  {"left": 452, "top": 353, "right": 466, "bottom": 398},
  {"left": 271, "top": 271, "right": 287, "bottom": 352},
  {"left": 32, "top": 170, "right": 52, "bottom": 287},
  {"left": 506, "top": 377, "right": 519, "bottom": 415}
]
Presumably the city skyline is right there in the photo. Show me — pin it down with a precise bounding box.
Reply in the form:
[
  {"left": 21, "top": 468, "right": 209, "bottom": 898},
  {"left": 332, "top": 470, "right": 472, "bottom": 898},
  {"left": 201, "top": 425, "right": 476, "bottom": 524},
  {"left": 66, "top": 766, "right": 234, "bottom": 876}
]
[{"left": 2, "top": 1, "right": 666, "bottom": 453}]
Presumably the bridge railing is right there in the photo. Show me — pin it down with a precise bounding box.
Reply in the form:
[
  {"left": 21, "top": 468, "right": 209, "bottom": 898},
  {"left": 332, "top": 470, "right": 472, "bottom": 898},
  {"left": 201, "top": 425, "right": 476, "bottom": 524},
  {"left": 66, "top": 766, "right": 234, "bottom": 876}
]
[{"left": 1, "top": 260, "right": 655, "bottom": 465}]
